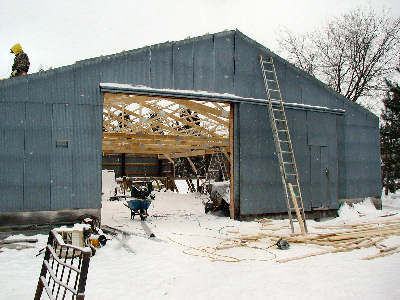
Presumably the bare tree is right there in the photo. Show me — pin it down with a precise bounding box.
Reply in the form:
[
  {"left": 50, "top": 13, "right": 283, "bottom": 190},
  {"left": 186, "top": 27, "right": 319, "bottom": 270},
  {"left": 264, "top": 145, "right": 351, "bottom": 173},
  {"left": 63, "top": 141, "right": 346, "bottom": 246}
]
[{"left": 277, "top": 8, "right": 400, "bottom": 109}]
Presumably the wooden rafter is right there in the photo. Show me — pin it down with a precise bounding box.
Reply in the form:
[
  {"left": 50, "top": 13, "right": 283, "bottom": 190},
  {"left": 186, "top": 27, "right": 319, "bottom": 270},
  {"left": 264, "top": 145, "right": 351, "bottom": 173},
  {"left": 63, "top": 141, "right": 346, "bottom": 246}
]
[
  {"left": 158, "top": 149, "right": 228, "bottom": 159},
  {"left": 103, "top": 92, "right": 230, "bottom": 156}
]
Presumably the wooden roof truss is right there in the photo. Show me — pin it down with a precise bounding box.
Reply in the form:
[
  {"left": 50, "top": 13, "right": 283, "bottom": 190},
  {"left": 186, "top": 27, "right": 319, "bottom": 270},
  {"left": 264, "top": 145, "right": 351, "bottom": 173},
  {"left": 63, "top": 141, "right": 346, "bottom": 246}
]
[{"left": 102, "top": 92, "right": 230, "bottom": 158}]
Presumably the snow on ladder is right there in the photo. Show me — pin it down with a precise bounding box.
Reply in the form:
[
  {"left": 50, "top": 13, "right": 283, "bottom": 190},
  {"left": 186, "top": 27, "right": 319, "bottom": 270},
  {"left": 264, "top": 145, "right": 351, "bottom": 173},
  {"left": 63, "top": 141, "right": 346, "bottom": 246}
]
[{"left": 258, "top": 55, "right": 307, "bottom": 234}]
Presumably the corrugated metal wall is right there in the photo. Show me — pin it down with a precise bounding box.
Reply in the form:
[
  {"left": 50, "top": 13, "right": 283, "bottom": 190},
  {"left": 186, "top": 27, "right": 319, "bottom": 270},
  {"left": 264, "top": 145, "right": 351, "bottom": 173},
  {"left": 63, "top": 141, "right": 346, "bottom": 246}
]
[
  {"left": 0, "top": 102, "right": 25, "bottom": 212},
  {"left": 0, "top": 63, "right": 102, "bottom": 212},
  {"left": 237, "top": 102, "right": 342, "bottom": 215},
  {"left": 0, "top": 29, "right": 381, "bottom": 216},
  {"left": 232, "top": 32, "right": 381, "bottom": 214}
]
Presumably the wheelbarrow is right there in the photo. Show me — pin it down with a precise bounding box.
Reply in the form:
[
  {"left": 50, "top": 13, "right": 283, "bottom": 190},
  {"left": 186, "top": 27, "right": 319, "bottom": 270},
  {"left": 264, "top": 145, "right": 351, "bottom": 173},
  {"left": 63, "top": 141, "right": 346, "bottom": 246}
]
[{"left": 124, "top": 199, "right": 151, "bottom": 221}]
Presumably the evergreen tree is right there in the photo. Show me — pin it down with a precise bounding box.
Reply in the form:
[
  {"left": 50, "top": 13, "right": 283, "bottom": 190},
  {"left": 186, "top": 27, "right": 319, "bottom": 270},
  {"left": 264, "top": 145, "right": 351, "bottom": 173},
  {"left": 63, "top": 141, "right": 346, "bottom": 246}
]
[{"left": 381, "top": 68, "right": 400, "bottom": 194}]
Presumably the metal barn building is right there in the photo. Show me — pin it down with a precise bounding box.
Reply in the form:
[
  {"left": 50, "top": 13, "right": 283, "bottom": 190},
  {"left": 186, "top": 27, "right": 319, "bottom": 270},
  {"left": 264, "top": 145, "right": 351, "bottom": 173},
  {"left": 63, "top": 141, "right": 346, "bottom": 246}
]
[{"left": 0, "top": 30, "right": 381, "bottom": 226}]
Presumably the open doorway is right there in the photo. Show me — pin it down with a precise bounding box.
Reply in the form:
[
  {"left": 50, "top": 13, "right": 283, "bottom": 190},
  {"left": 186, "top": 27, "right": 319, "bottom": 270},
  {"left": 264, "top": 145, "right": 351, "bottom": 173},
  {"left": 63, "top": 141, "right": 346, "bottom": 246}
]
[{"left": 101, "top": 89, "right": 235, "bottom": 218}]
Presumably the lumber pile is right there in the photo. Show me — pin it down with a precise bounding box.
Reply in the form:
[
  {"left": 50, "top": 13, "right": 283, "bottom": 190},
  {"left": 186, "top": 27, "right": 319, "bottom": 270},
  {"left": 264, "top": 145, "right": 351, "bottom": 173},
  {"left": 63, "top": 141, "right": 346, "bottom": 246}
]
[
  {"left": 216, "top": 218, "right": 400, "bottom": 263},
  {"left": 273, "top": 218, "right": 400, "bottom": 262}
]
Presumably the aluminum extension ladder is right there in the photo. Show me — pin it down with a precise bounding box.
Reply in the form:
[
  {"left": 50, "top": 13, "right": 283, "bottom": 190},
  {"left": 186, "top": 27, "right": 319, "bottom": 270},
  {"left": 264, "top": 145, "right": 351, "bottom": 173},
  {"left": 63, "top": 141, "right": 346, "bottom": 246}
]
[{"left": 259, "top": 55, "right": 308, "bottom": 234}]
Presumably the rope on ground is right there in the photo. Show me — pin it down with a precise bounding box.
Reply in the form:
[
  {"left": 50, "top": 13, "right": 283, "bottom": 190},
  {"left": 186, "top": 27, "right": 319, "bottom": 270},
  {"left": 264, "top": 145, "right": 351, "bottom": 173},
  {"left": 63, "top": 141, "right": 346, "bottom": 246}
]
[{"left": 168, "top": 237, "right": 277, "bottom": 263}]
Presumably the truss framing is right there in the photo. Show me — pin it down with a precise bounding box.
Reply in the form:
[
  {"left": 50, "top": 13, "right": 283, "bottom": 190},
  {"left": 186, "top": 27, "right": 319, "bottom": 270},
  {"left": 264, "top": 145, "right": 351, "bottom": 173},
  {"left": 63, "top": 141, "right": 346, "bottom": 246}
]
[{"left": 103, "top": 92, "right": 230, "bottom": 157}]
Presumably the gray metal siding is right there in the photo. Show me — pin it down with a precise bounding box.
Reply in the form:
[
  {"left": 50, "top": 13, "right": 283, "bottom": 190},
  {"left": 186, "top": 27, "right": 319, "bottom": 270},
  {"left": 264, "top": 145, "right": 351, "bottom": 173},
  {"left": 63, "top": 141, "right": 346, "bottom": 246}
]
[
  {"left": 4, "top": 77, "right": 28, "bottom": 103},
  {"left": 238, "top": 103, "right": 285, "bottom": 215},
  {"left": 193, "top": 36, "right": 215, "bottom": 91},
  {"left": 214, "top": 32, "right": 234, "bottom": 93},
  {"left": 342, "top": 102, "right": 381, "bottom": 198},
  {"left": 233, "top": 31, "right": 379, "bottom": 211},
  {"left": 238, "top": 103, "right": 341, "bottom": 215},
  {"left": 53, "top": 67, "right": 75, "bottom": 103},
  {"left": 306, "top": 112, "right": 339, "bottom": 209},
  {"left": 173, "top": 40, "right": 194, "bottom": 90},
  {"left": 234, "top": 34, "right": 265, "bottom": 99},
  {"left": 286, "top": 109, "right": 311, "bottom": 210},
  {"left": 28, "top": 72, "right": 54, "bottom": 103},
  {"left": 72, "top": 104, "right": 101, "bottom": 209},
  {"left": 0, "top": 103, "right": 25, "bottom": 212},
  {"left": 233, "top": 103, "right": 240, "bottom": 212},
  {"left": 126, "top": 48, "right": 151, "bottom": 85},
  {"left": 337, "top": 115, "right": 346, "bottom": 198},
  {"left": 51, "top": 104, "right": 73, "bottom": 210},
  {"left": 74, "top": 62, "right": 102, "bottom": 105},
  {"left": 24, "top": 103, "right": 52, "bottom": 211},
  {"left": 306, "top": 111, "right": 339, "bottom": 209},
  {"left": 150, "top": 43, "right": 174, "bottom": 89},
  {"left": 279, "top": 62, "right": 302, "bottom": 103}
]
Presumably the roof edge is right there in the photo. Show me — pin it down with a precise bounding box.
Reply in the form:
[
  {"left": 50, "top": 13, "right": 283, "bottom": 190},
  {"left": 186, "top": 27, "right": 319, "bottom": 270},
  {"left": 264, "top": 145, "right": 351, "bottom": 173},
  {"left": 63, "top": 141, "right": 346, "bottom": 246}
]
[{"left": 100, "top": 83, "right": 345, "bottom": 115}]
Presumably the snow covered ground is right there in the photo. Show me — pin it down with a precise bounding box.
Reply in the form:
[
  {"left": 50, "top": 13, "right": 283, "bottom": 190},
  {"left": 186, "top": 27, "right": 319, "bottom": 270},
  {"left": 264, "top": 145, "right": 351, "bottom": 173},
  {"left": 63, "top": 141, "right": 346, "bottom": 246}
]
[{"left": 1, "top": 185, "right": 400, "bottom": 300}]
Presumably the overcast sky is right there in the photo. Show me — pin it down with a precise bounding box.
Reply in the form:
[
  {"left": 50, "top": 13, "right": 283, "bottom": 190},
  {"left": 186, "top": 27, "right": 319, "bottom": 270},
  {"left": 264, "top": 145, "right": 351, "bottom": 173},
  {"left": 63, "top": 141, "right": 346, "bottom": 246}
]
[{"left": 0, "top": 0, "right": 398, "bottom": 79}]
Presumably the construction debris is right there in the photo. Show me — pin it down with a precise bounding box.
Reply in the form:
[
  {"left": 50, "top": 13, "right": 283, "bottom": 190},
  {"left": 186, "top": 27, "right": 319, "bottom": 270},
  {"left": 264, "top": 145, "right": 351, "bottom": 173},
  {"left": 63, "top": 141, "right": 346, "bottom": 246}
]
[
  {"left": 181, "top": 217, "right": 400, "bottom": 263},
  {"left": 0, "top": 238, "right": 38, "bottom": 252},
  {"left": 275, "top": 238, "right": 290, "bottom": 250},
  {"left": 0, "top": 244, "right": 35, "bottom": 250},
  {"left": 261, "top": 218, "right": 400, "bottom": 262},
  {"left": 0, "top": 238, "right": 38, "bottom": 245},
  {"left": 204, "top": 182, "right": 230, "bottom": 216}
]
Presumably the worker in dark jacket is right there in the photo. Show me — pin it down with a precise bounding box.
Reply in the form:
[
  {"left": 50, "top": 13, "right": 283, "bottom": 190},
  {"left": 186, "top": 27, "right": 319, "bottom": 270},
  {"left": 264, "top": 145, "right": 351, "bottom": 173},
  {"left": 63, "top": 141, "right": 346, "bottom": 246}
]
[{"left": 10, "top": 43, "right": 30, "bottom": 77}]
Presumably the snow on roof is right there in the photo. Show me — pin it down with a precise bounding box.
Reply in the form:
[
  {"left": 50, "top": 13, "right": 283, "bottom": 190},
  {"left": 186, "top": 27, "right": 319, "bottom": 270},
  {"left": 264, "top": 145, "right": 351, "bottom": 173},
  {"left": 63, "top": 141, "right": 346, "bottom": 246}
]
[{"left": 100, "top": 83, "right": 346, "bottom": 114}]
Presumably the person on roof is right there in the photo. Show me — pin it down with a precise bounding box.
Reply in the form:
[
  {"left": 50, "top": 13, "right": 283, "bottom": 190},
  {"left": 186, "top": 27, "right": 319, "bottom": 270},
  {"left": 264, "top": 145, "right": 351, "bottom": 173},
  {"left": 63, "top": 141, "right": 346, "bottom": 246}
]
[{"left": 10, "top": 43, "right": 30, "bottom": 77}]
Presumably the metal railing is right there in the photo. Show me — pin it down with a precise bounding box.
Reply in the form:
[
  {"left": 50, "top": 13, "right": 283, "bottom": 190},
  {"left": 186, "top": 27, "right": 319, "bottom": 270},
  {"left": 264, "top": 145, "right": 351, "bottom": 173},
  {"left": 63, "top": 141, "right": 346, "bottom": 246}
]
[{"left": 34, "top": 230, "right": 91, "bottom": 300}]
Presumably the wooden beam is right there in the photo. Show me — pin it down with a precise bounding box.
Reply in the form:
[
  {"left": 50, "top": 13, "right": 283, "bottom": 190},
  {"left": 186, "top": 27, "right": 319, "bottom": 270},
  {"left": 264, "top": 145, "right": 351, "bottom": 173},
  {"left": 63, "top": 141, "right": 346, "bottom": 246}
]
[
  {"left": 102, "top": 143, "right": 216, "bottom": 153},
  {"left": 103, "top": 91, "right": 231, "bottom": 156},
  {"left": 102, "top": 132, "right": 229, "bottom": 143},
  {"left": 104, "top": 93, "right": 230, "bottom": 120},
  {"left": 163, "top": 153, "right": 175, "bottom": 165},
  {"left": 187, "top": 157, "right": 198, "bottom": 174},
  {"left": 137, "top": 100, "right": 221, "bottom": 139},
  {"left": 103, "top": 140, "right": 228, "bottom": 150},
  {"left": 222, "top": 148, "right": 231, "bottom": 162},
  {"left": 104, "top": 92, "right": 229, "bottom": 128},
  {"left": 158, "top": 148, "right": 228, "bottom": 159},
  {"left": 102, "top": 162, "right": 159, "bottom": 167}
]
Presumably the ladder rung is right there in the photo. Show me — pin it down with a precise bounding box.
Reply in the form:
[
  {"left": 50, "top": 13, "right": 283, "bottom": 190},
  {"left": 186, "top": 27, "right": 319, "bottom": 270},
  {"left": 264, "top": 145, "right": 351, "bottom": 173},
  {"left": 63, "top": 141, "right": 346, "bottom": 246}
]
[
  {"left": 286, "top": 173, "right": 297, "bottom": 176},
  {"left": 281, "top": 151, "right": 292, "bottom": 154},
  {"left": 263, "top": 60, "right": 273, "bottom": 64},
  {"left": 264, "top": 70, "right": 274, "bottom": 73},
  {"left": 278, "top": 140, "right": 290, "bottom": 143},
  {"left": 269, "top": 89, "right": 280, "bottom": 93},
  {"left": 283, "top": 162, "right": 295, "bottom": 165},
  {"left": 275, "top": 119, "right": 286, "bottom": 122},
  {"left": 266, "top": 79, "right": 276, "bottom": 82},
  {"left": 278, "top": 129, "right": 288, "bottom": 132}
]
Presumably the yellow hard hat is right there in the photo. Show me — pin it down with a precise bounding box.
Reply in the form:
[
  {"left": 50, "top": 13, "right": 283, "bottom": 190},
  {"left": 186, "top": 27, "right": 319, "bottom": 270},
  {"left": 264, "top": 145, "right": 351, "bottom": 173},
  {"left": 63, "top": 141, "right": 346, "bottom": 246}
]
[{"left": 10, "top": 43, "right": 22, "bottom": 55}]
